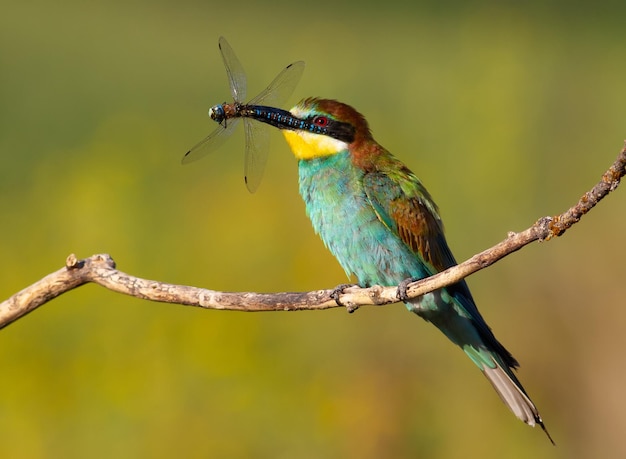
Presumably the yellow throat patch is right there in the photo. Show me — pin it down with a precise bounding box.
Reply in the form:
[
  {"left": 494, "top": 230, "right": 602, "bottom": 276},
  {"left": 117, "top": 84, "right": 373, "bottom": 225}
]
[{"left": 282, "top": 130, "right": 349, "bottom": 160}]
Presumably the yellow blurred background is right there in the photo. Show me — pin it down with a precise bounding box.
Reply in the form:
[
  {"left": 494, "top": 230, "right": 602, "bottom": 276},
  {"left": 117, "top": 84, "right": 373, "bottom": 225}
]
[{"left": 1, "top": 1, "right": 625, "bottom": 458}]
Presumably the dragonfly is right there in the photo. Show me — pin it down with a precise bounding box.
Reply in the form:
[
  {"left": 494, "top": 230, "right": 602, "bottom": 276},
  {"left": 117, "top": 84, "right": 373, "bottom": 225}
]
[{"left": 182, "top": 36, "right": 305, "bottom": 192}]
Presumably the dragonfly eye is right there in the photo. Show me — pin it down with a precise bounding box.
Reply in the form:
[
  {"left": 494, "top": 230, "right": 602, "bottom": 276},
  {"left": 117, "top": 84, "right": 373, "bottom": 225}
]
[
  {"left": 312, "top": 116, "right": 329, "bottom": 127},
  {"left": 209, "top": 105, "right": 226, "bottom": 122}
]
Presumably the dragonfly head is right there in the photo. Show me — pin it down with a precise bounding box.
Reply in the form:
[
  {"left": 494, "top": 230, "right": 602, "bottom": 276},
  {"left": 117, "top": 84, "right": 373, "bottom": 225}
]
[{"left": 208, "top": 104, "right": 226, "bottom": 124}]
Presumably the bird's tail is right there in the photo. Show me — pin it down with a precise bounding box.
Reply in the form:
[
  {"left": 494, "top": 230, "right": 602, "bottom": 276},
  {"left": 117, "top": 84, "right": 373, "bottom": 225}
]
[
  {"left": 408, "top": 292, "right": 554, "bottom": 444},
  {"left": 463, "top": 346, "right": 554, "bottom": 444}
]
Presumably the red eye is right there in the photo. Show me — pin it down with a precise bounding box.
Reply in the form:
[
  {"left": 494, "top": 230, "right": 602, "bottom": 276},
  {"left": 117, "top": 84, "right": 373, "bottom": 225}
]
[{"left": 313, "top": 116, "right": 329, "bottom": 127}]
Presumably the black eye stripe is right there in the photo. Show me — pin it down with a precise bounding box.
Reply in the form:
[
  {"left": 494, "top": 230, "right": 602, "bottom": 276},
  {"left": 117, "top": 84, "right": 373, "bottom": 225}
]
[{"left": 304, "top": 116, "right": 355, "bottom": 143}]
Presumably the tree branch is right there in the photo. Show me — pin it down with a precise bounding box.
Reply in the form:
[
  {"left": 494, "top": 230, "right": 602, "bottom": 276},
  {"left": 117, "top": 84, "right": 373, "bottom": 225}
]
[{"left": 2, "top": 142, "right": 625, "bottom": 330}]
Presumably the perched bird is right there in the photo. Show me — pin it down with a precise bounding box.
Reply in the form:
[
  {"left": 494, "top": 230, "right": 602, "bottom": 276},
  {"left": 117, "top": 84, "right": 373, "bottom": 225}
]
[{"left": 279, "top": 97, "right": 553, "bottom": 442}]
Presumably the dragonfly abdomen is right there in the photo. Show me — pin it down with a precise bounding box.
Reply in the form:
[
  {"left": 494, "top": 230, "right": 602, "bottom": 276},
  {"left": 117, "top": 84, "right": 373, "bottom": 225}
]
[{"left": 239, "top": 105, "right": 327, "bottom": 134}]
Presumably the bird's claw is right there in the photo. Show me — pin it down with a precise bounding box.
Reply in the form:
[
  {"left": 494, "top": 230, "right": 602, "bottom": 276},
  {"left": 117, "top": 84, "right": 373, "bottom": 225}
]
[
  {"left": 330, "top": 283, "right": 359, "bottom": 312},
  {"left": 396, "top": 277, "right": 419, "bottom": 302}
]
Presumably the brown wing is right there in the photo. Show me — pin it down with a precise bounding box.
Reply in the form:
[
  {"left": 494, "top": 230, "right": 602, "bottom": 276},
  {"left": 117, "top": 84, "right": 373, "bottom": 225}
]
[{"left": 362, "top": 168, "right": 458, "bottom": 274}]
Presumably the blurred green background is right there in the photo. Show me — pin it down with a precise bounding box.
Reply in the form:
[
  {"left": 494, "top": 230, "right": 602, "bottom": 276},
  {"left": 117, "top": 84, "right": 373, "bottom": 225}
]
[{"left": 1, "top": 1, "right": 625, "bottom": 457}]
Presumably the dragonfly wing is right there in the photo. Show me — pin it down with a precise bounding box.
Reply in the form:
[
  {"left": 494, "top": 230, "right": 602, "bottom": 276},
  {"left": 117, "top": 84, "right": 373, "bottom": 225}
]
[
  {"left": 243, "top": 117, "right": 270, "bottom": 193},
  {"left": 242, "top": 60, "right": 304, "bottom": 191},
  {"left": 248, "top": 61, "right": 305, "bottom": 107},
  {"left": 182, "top": 119, "right": 240, "bottom": 164},
  {"left": 218, "top": 36, "right": 247, "bottom": 103}
]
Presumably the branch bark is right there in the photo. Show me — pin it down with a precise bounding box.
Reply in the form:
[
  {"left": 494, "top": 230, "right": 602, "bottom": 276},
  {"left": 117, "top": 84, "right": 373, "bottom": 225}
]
[{"left": 2, "top": 143, "right": 625, "bottom": 330}]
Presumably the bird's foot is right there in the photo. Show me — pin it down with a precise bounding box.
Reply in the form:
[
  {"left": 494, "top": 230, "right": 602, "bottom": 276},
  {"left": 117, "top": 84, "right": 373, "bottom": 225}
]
[
  {"left": 396, "top": 276, "right": 419, "bottom": 302},
  {"left": 330, "top": 283, "right": 359, "bottom": 313}
]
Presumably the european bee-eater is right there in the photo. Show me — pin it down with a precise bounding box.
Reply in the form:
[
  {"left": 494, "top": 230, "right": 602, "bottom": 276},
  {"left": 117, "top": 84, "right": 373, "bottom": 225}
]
[{"left": 278, "top": 97, "right": 552, "bottom": 442}]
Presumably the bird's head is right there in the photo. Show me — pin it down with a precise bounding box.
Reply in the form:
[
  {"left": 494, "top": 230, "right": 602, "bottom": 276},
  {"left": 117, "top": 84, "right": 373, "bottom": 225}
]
[{"left": 281, "top": 98, "right": 373, "bottom": 160}]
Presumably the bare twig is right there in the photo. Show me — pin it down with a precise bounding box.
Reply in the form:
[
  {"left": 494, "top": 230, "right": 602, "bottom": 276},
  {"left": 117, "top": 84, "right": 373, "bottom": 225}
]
[{"left": 1, "top": 143, "right": 625, "bottom": 330}]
